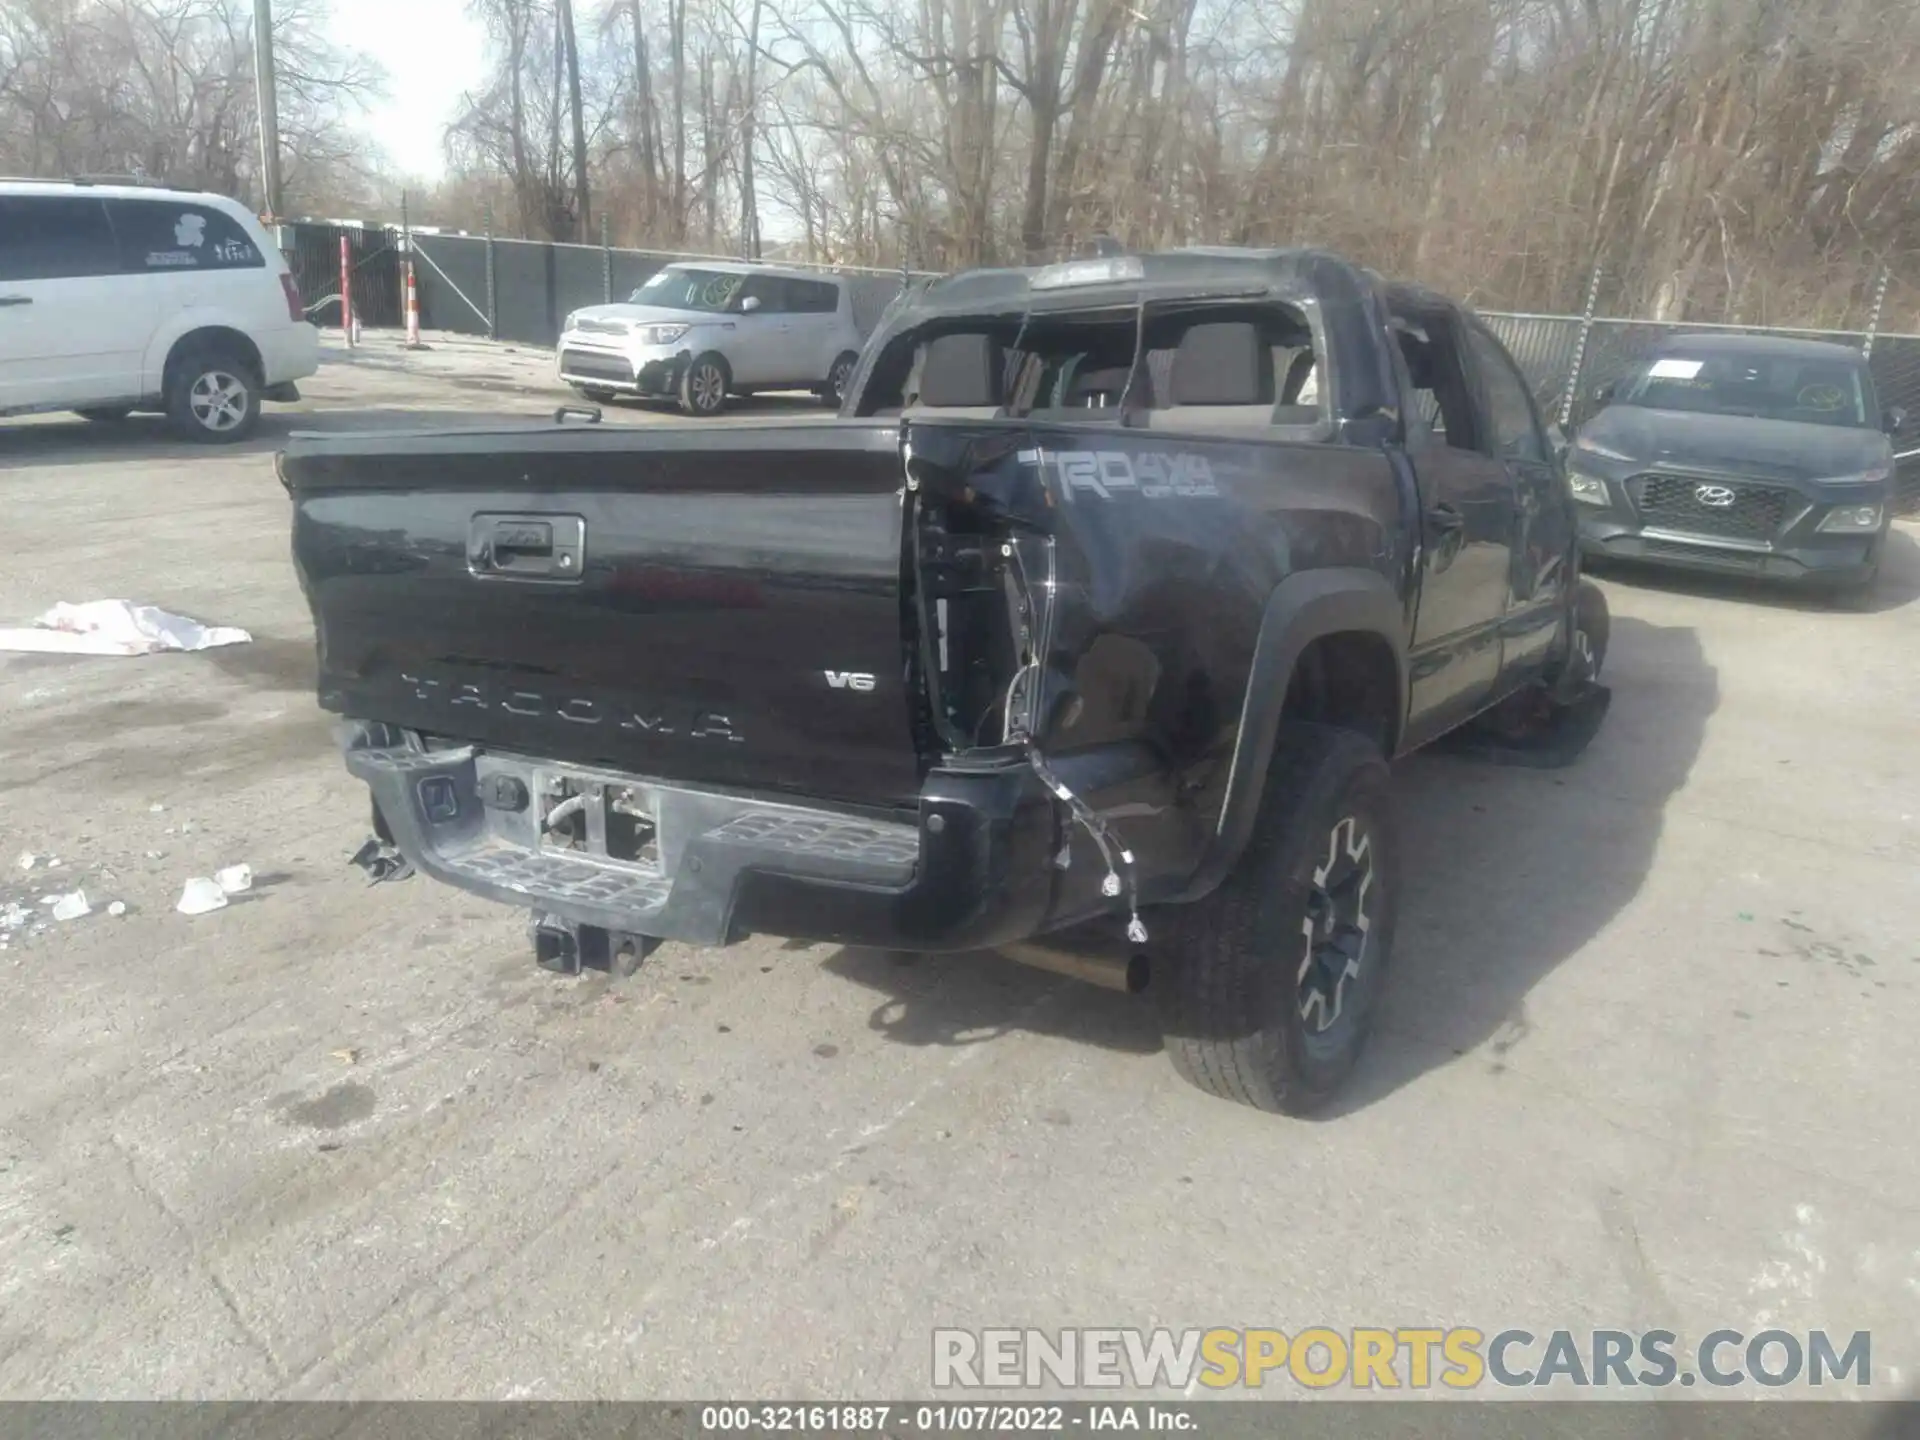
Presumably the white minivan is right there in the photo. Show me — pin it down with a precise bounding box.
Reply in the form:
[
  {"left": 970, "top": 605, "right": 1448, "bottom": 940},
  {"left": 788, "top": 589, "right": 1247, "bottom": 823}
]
[
  {"left": 0, "top": 179, "right": 319, "bottom": 442},
  {"left": 557, "top": 261, "right": 867, "bottom": 416}
]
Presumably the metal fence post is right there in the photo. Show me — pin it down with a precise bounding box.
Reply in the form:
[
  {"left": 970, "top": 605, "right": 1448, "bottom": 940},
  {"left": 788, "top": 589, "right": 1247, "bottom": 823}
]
[
  {"left": 483, "top": 202, "right": 497, "bottom": 341},
  {"left": 1863, "top": 265, "right": 1890, "bottom": 357},
  {"left": 1559, "top": 263, "right": 1604, "bottom": 428},
  {"left": 602, "top": 212, "right": 612, "bottom": 303}
]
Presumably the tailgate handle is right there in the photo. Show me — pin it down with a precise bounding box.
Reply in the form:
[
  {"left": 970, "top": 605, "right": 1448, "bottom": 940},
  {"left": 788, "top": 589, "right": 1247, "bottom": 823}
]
[{"left": 470, "top": 514, "right": 586, "bottom": 581}]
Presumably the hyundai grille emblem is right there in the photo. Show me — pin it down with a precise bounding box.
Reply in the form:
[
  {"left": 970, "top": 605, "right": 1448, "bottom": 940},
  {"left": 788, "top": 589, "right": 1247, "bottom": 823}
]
[{"left": 1694, "top": 484, "right": 1737, "bottom": 508}]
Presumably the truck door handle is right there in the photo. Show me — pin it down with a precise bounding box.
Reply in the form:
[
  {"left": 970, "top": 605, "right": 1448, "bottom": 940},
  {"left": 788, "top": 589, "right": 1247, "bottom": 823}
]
[
  {"left": 1428, "top": 504, "right": 1466, "bottom": 533},
  {"left": 0, "top": 296, "right": 31, "bottom": 308}
]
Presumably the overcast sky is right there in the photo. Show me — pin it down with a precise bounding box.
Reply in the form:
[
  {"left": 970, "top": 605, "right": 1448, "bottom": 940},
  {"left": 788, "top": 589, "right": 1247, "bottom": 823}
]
[{"left": 326, "top": 0, "right": 490, "bottom": 181}]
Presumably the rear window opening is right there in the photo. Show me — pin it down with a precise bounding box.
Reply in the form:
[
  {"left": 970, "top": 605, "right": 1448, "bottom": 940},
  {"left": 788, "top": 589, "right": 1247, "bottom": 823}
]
[{"left": 858, "top": 301, "right": 1323, "bottom": 433}]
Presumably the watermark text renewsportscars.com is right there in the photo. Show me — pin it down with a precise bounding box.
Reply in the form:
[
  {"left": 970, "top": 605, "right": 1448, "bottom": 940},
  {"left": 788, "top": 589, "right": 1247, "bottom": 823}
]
[{"left": 932, "top": 1327, "right": 1874, "bottom": 1392}]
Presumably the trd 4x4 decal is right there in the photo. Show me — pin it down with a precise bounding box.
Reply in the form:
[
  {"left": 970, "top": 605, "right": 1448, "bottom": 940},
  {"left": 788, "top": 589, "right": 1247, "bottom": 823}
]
[{"left": 1017, "top": 447, "right": 1222, "bottom": 502}]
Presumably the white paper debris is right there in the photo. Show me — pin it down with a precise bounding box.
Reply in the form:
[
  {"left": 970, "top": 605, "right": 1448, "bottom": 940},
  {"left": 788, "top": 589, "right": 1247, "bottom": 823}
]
[
  {"left": 107, "top": 901, "right": 127, "bottom": 918},
  {"left": 15, "top": 853, "right": 34, "bottom": 871},
  {"left": 149, "top": 803, "right": 166, "bottom": 814},
  {"left": 1648, "top": 358, "right": 1704, "bottom": 380},
  {"left": 50, "top": 891, "right": 90, "bottom": 922},
  {"left": 0, "top": 600, "right": 252, "bottom": 656},
  {"left": 214, "top": 864, "right": 253, "bottom": 895},
  {"left": 176, "top": 878, "right": 229, "bottom": 916},
  {"left": 1, "top": 903, "right": 31, "bottom": 931},
  {"left": 46, "top": 858, "right": 61, "bottom": 868}
]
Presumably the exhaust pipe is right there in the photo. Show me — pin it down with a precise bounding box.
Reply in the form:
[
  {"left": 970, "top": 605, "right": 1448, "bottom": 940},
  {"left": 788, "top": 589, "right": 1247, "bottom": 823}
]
[{"left": 999, "top": 937, "right": 1149, "bottom": 994}]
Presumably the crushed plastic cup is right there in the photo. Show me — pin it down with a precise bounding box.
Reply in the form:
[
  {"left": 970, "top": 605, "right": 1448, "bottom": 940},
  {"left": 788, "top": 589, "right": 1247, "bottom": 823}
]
[
  {"left": 214, "top": 864, "right": 253, "bottom": 895},
  {"left": 176, "top": 878, "right": 229, "bottom": 916},
  {"left": 50, "top": 891, "right": 90, "bottom": 922}
]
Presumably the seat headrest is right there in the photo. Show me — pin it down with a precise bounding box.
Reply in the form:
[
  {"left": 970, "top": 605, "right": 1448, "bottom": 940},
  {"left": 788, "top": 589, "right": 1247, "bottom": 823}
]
[
  {"left": 1170, "top": 322, "right": 1273, "bottom": 406},
  {"left": 919, "top": 333, "right": 1003, "bottom": 408}
]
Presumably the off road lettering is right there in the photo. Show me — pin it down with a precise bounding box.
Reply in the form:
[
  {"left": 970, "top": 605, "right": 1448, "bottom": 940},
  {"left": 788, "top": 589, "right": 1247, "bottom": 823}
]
[{"left": 1018, "top": 448, "right": 1221, "bottom": 502}]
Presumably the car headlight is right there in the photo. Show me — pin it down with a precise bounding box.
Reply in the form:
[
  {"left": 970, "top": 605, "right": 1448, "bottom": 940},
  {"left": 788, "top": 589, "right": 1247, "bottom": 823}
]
[
  {"left": 1566, "top": 470, "right": 1611, "bottom": 506},
  {"left": 1817, "top": 504, "right": 1883, "bottom": 532},
  {"left": 1572, "top": 435, "right": 1637, "bottom": 463},
  {"left": 639, "top": 324, "right": 689, "bottom": 345},
  {"left": 1816, "top": 462, "right": 1893, "bottom": 487}
]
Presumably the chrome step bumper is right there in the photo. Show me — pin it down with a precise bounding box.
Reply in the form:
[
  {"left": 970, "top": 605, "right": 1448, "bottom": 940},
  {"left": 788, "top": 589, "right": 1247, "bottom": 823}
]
[{"left": 342, "top": 731, "right": 919, "bottom": 947}]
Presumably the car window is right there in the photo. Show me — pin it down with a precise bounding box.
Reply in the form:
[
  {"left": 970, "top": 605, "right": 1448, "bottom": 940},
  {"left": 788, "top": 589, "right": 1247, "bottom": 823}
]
[
  {"left": 1615, "top": 349, "right": 1872, "bottom": 428},
  {"left": 736, "top": 275, "right": 789, "bottom": 314},
  {"left": 1469, "top": 328, "right": 1550, "bottom": 463},
  {"left": 106, "top": 199, "right": 265, "bottom": 273},
  {"left": 0, "top": 195, "right": 120, "bottom": 281},
  {"left": 793, "top": 279, "right": 838, "bottom": 314},
  {"left": 1389, "top": 313, "right": 1478, "bottom": 452},
  {"left": 631, "top": 267, "right": 745, "bottom": 312}
]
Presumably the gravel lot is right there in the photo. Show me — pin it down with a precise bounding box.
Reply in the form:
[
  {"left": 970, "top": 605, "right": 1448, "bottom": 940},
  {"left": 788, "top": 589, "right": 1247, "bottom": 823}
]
[{"left": 2, "top": 334, "right": 1918, "bottom": 1401}]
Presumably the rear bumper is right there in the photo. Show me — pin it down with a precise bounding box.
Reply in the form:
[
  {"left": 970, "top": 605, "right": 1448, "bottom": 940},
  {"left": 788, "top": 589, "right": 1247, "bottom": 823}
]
[
  {"left": 339, "top": 725, "right": 1064, "bottom": 952},
  {"left": 259, "top": 322, "right": 320, "bottom": 386}
]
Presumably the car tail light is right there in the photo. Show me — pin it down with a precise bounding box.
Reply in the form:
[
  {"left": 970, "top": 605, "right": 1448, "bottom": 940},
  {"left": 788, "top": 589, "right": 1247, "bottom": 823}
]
[{"left": 280, "top": 272, "right": 305, "bottom": 323}]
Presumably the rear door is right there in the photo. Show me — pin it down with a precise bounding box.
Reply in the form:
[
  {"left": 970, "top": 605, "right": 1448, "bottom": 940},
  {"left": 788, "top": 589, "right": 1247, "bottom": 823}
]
[
  {"left": 1466, "top": 325, "right": 1571, "bottom": 679},
  {"left": 0, "top": 193, "right": 136, "bottom": 411},
  {"left": 783, "top": 278, "right": 839, "bottom": 383},
  {"left": 104, "top": 197, "right": 272, "bottom": 387},
  {"left": 728, "top": 274, "right": 791, "bottom": 385}
]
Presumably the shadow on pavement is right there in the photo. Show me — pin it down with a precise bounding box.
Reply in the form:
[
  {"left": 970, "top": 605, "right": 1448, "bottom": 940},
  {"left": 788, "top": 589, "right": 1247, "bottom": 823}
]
[
  {"left": 821, "top": 944, "right": 1163, "bottom": 1057},
  {"left": 824, "top": 612, "right": 1715, "bottom": 1116}
]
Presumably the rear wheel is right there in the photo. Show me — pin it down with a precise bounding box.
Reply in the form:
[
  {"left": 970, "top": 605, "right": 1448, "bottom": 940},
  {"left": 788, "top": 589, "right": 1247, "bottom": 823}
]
[
  {"left": 822, "top": 351, "right": 859, "bottom": 409},
  {"left": 1155, "top": 723, "right": 1397, "bottom": 1114},
  {"left": 76, "top": 406, "right": 133, "bottom": 424},
  {"left": 166, "top": 347, "right": 260, "bottom": 443},
  {"left": 679, "top": 353, "right": 730, "bottom": 417}
]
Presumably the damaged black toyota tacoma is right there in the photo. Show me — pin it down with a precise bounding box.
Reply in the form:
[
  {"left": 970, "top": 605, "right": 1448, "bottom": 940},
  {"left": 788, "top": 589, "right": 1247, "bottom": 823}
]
[{"left": 282, "top": 248, "right": 1611, "bottom": 1114}]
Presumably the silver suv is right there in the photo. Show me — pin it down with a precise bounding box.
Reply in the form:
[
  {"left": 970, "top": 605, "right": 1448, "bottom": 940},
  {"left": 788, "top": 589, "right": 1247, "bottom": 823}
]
[{"left": 557, "top": 262, "right": 865, "bottom": 417}]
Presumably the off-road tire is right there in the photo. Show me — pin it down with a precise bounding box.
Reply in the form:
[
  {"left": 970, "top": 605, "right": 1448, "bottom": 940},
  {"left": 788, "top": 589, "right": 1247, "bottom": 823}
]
[
  {"left": 1155, "top": 722, "right": 1397, "bottom": 1115},
  {"left": 822, "top": 351, "right": 859, "bottom": 409},
  {"left": 76, "top": 406, "right": 133, "bottom": 424},
  {"left": 165, "top": 346, "right": 261, "bottom": 443},
  {"left": 679, "top": 353, "right": 731, "bottom": 417}
]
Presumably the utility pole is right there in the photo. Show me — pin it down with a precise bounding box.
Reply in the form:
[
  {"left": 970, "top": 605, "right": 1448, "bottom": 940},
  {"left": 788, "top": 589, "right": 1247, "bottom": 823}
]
[{"left": 253, "top": 0, "right": 285, "bottom": 219}]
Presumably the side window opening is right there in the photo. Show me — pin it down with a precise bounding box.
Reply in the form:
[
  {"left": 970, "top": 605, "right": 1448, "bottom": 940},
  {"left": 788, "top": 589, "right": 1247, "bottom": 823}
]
[
  {"left": 106, "top": 200, "right": 263, "bottom": 272},
  {"left": 0, "top": 196, "right": 119, "bottom": 281},
  {"left": 1468, "top": 327, "right": 1550, "bottom": 464},
  {"left": 1390, "top": 307, "right": 1479, "bottom": 453},
  {"left": 863, "top": 300, "right": 1322, "bottom": 433}
]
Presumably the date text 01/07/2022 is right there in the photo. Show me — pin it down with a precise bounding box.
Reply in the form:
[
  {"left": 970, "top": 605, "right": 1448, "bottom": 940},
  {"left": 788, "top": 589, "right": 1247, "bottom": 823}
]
[{"left": 698, "top": 1404, "right": 1199, "bottom": 1433}]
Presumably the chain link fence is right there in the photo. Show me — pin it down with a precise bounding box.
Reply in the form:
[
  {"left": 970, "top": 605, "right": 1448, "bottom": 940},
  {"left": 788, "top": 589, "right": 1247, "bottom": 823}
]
[{"left": 285, "top": 220, "right": 932, "bottom": 350}]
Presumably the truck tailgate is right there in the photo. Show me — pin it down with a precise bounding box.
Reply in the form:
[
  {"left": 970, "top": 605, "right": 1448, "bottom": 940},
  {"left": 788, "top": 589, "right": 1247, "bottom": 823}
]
[{"left": 283, "top": 420, "right": 922, "bottom": 810}]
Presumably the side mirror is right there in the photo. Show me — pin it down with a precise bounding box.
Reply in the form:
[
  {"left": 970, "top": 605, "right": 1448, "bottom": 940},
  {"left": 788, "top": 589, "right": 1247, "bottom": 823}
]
[
  {"left": 739, "top": 295, "right": 761, "bottom": 314},
  {"left": 1883, "top": 405, "right": 1907, "bottom": 435},
  {"left": 1592, "top": 380, "right": 1616, "bottom": 404}
]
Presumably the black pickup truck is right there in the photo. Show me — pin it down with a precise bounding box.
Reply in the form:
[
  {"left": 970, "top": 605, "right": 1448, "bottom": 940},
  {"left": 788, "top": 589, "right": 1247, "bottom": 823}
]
[{"left": 282, "top": 248, "right": 1609, "bottom": 1114}]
